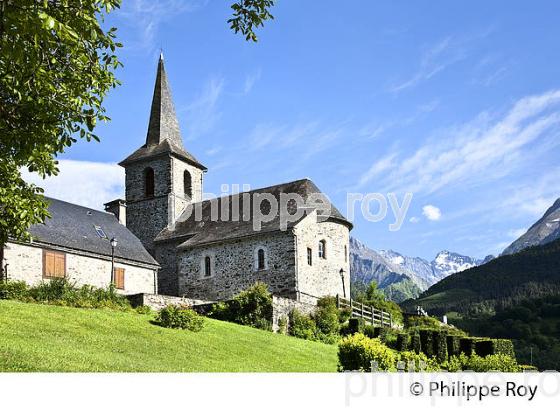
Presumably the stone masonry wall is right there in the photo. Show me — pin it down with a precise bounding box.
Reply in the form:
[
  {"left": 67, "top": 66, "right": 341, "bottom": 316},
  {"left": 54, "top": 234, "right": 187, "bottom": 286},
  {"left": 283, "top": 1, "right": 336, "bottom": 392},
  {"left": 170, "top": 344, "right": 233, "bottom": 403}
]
[
  {"left": 293, "top": 213, "right": 350, "bottom": 303},
  {"left": 4, "top": 242, "right": 156, "bottom": 295},
  {"left": 170, "top": 156, "right": 203, "bottom": 221},
  {"left": 154, "top": 240, "right": 181, "bottom": 296},
  {"left": 271, "top": 295, "right": 316, "bottom": 332},
  {"left": 128, "top": 293, "right": 208, "bottom": 310},
  {"left": 178, "top": 231, "right": 297, "bottom": 301}
]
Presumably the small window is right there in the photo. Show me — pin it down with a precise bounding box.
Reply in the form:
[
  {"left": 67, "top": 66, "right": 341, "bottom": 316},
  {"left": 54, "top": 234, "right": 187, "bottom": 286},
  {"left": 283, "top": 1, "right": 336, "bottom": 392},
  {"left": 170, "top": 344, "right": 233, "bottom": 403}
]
[
  {"left": 307, "top": 248, "right": 312, "bottom": 266},
  {"left": 113, "top": 267, "right": 125, "bottom": 290},
  {"left": 144, "top": 167, "right": 155, "bottom": 198},
  {"left": 318, "top": 240, "right": 326, "bottom": 259},
  {"left": 43, "top": 250, "right": 66, "bottom": 279},
  {"left": 184, "top": 170, "right": 192, "bottom": 198},
  {"left": 94, "top": 225, "right": 107, "bottom": 239},
  {"left": 344, "top": 245, "right": 348, "bottom": 262},
  {"left": 257, "top": 249, "right": 266, "bottom": 270},
  {"left": 204, "top": 256, "right": 212, "bottom": 277}
]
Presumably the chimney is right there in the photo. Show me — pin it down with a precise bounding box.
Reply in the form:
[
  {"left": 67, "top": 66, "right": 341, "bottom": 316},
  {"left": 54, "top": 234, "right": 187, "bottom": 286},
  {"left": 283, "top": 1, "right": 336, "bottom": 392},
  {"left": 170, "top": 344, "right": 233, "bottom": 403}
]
[{"left": 104, "top": 199, "right": 127, "bottom": 225}]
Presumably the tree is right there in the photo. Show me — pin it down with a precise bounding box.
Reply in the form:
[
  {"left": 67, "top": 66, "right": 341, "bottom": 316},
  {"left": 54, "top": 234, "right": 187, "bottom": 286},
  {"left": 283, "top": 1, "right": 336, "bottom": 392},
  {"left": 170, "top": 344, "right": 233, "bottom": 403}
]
[
  {"left": 0, "top": 0, "right": 275, "bottom": 253},
  {"left": 0, "top": 0, "right": 122, "bottom": 248}
]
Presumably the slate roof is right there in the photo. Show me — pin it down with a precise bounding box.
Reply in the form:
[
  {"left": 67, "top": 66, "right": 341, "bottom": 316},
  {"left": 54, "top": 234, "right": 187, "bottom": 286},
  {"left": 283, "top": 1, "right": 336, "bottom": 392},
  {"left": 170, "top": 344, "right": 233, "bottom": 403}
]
[
  {"left": 154, "top": 178, "right": 352, "bottom": 248},
  {"left": 28, "top": 197, "right": 159, "bottom": 267},
  {"left": 119, "top": 54, "right": 206, "bottom": 170}
]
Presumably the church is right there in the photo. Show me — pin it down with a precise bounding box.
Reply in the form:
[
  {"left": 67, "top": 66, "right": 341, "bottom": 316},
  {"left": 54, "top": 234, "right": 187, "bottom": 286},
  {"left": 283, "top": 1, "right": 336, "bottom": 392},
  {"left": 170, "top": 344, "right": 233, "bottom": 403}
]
[{"left": 3, "top": 55, "right": 352, "bottom": 305}]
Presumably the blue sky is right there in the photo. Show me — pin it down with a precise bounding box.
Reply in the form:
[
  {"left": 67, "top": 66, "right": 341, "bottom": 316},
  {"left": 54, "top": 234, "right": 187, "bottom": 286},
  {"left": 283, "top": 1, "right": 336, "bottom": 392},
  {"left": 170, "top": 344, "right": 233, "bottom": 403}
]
[{"left": 27, "top": 0, "right": 560, "bottom": 259}]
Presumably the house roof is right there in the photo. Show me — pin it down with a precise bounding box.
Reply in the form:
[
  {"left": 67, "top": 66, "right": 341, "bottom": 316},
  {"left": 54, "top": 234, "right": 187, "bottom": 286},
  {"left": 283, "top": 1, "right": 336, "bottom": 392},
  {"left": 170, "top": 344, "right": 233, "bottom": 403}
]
[
  {"left": 119, "top": 54, "right": 206, "bottom": 170},
  {"left": 28, "top": 197, "right": 158, "bottom": 267},
  {"left": 155, "top": 178, "right": 352, "bottom": 248}
]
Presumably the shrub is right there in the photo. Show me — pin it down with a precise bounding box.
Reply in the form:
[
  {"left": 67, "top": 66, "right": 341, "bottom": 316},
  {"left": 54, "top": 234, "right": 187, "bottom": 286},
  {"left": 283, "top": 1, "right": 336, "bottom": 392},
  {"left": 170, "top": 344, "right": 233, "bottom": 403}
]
[
  {"left": 434, "top": 331, "right": 448, "bottom": 363},
  {"left": 474, "top": 339, "right": 494, "bottom": 357},
  {"left": 379, "top": 328, "right": 399, "bottom": 349},
  {"left": 288, "top": 309, "right": 317, "bottom": 340},
  {"left": 446, "top": 335, "right": 461, "bottom": 357},
  {"left": 338, "top": 333, "right": 396, "bottom": 372},
  {"left": 135, "top": 305, "right": 153, "bottom": 315},
  {"left": 460, "top": 337, "right": 477, "bottom": 356},
  {"left": 411, "top": 330, "right": 421, "bottom": 354},
  {"left": 155, "top": 305, "right": 205, "bottom": 331},
  {"left": 209, "top": 282, "right": 273, "bottom": 330},
  {"left": 493, "top": 339, "right": 515, "bottom": 358},
  {"left": 313, "top": 299, "right": 341, "bottom": 336},
  {"left": 396, "top": 333, "right": 410, "bottom": 352},
  {"left": 277, "top": 316, "right": 288, "bottom": 335},
  {"left": 397, "top": 351, "right": 441, "bottom": 372},
  {"left": 419, "top": 329, "right": 435, "bottom": 357},
  {"left": 463, "top": 354, "right": 519, "bottom": 372},
  {"left": 0, "top": 280, "right": 29, "bottom": 300},
  {"left": 347, "top": 318, "right": 365, "bottom": 335},
  {"left": 362, "top": 325, "right": 376, "bottom": 339},
  {"left": 405, "top": 315, "right": 442, "bottom": 329}
]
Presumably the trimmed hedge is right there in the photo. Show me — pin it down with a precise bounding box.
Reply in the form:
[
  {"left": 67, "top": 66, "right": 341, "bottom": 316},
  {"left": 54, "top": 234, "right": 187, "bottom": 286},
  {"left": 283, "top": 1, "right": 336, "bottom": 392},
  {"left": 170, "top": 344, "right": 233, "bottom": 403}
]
[
  {"left": 434, "top": 331, "right": 448, "bottom": 363},
  {"left": 338, "top": 333, "right": 396, "bottom": 372},
  {"left": 411, "top": 330, "right": 421, "bottom": 354},
  {"left": 460, "top": 337, "right": 476, "bottom": 356},
  {"left": 396, "top": 333, "right": 410, "bottom": 352},
  {"left": 446, "top": 335, "right": 461, "bottom": 357},
  {"left": 419, "top": 329, "right": 435, "bottom": 357}
]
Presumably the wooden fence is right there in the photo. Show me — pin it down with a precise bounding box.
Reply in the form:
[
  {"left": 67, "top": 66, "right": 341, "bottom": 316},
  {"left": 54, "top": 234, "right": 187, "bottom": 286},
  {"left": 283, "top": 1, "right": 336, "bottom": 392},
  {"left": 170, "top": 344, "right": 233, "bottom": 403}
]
[{"left": 336, "top": 295, "right": 393, "bottom": 328}]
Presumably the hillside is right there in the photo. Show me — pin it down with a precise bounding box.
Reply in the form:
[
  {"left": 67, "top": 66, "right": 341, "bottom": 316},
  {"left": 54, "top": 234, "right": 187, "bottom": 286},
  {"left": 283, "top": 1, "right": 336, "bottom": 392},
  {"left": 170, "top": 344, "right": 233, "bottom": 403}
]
[
  {"left": 0, "top": 300, "right": 337, "bottom": 372},
  {"left": 404, "top": 238, "right": 560, "bottom": 315}
]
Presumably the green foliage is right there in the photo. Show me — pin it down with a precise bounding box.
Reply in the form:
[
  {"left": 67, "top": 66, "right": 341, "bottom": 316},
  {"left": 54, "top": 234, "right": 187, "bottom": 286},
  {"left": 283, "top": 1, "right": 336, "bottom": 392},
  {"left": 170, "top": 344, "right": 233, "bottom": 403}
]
[
  {"left": 380, "top": 279, "right": 422, "bottom": 303},
  {"left": 446, "top": 335, "right": 462, "bottom": 357},
  {"left": 493, "top": 339, "right": 515, "bottom": 358},
  {"left": 135, "top": 305, "right": 153, "bottom": 315},
  {"left": 460, "top": 337, "right": 477, "bottom": 356},
  {"left": 411, "top": 330, "right": 421, "bottom": 353},
  {"left": 288, "top": 309, "right": 317, "bottom": 341},
  {"left": 313, "top": 298, "right": 341, "bottom": 336},
  {"left": 155, "top": 305, "right": 205, "bottom": 332},
  {"left": 362, "top": 325, "right": 377, "bottom": 339},
  {"left": 347, "top": 317, "right": 365, "bottom": 335},
  {"left": 353, "top": 282, "right": 404, "bottom": 325},
  {"left": 405, "top": 315, "right": 443, "bottom": 329},
  {"left": 0, "top": 0, "right": 122, "bottom": 245},
  {"left": 277, "top": 316, "right": 288, "bottom": 335},
  {"left": 419, "top": 329, "right": 435, "bottom": 357},
  {"left": 397, "top": 351, "right": 441, "bottom": 372},
  {"left": 462, "top": 354, "right": 520, "bottom": 372},
  {"left": 396, "top": 333, "right": 410, "bottom": 352},
  {"left": 434, "top": 331, "right": 448, "bottom": 363},
  {"left": 0, "top": 280, "right": 29, "bottom": 300},
  {"left": 209, "top": 282, "right": 273, "bottom": 330},
  {"left": 0, "top": 278, "right": 131, "bottom": 310},
  {"left": 338, "top": 333, "right": 396, "bottom": 372},
  {"left": 228, "top": 0, "right": 275, "bottom": 42}
]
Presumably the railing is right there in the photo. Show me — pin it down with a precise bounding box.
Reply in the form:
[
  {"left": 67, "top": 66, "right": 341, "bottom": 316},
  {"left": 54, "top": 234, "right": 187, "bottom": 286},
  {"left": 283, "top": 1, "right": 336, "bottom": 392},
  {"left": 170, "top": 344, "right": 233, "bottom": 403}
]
[{"left": 336, "top": 295, "right": 393, "bottom": 328}]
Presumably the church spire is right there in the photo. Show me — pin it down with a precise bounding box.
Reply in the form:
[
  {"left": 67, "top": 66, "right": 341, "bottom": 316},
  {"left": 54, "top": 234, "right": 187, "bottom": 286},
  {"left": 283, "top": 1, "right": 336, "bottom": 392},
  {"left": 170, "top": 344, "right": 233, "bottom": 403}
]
[{"left": 146, "top": 54, "right": 184, "bottom": 148}]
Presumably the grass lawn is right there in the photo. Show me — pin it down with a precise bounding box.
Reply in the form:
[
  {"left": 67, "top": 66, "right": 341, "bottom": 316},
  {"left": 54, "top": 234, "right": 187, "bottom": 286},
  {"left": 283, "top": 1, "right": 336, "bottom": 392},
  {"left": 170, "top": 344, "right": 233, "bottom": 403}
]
[{"left": 0, "top": 300, "right": 338, "bottom": 372}]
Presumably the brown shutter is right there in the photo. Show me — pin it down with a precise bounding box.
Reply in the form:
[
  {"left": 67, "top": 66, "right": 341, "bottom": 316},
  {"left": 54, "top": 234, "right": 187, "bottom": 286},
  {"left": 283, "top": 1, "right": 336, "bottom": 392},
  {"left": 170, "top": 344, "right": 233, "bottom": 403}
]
[
  {"left": 114, "top": 268, "right": 125, "bottom": 290},
  {"left": 43, "top": 250, "right": 65, "bottom": 278}
]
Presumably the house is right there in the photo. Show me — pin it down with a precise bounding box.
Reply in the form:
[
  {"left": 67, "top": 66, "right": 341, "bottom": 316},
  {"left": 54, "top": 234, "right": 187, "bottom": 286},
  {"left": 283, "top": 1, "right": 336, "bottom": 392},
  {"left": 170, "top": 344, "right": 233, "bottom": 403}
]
[
  {"left": 115, "top": 54, "right": 353, "bottom": 303},
  {"left": 1, "top": 198, "right": 159, "bottom": 295}
]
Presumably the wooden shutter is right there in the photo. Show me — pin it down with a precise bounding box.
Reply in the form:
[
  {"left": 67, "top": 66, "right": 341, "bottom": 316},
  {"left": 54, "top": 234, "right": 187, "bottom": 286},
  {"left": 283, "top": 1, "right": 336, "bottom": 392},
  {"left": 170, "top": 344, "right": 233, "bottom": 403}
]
[
  {"left": 43, "top": 250, "right": 65, "bottom": 278},
  {"left": 114, "top": 267, "right": 125, "bottom": 290}
]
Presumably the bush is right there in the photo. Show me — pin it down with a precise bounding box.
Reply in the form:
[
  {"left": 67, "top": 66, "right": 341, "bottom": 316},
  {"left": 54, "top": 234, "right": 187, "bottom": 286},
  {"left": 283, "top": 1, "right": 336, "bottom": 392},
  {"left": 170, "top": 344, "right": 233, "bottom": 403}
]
[
  {"left": 474, "top": 339, "right": 494, "bottom": 357},
  {"left": 379, "top": 328, "right": 399, "bottom": 349},
  {"left": 209, "top": 282, "right": 273, "bottom": 330},
  {"left": 155, "top": 305, "right": 205, "bottom": 331},
  {"left": 460, "top": 337, "right": 477, "bottom": 356},
  {"left": 0, "top": 280, "right": 29, "bottom": 300},
  {"left": 289, "top": 309, "right": 317, "bottom": 340},
  {"left": 338, "top": 333, "right": 396, "bottom": 372},
  {"left": 434, "top": 331, "right": 448, "bottom": 362},
  {"left": 419, "top": 329, "right": 435, "bottom": 357},
  {"left": 347, "top": 318, "right": 365, "bottom": 335},
  {"left": 313, "top": 299, "right": 341, "bottom": 336},
  {"left": 405, "top": 315, "right": 442, "bottom": 329},
  {"left": 135, "top": 305, "right": 153, "bottom": 315},
  {"left": 396, "top": 333, "right": 410, "bottom": 352},
  {"left": 463, "top": 354, "right": 519, "bottom": 372},
  {"left": 447, "top": 335, "right": 461, "bottom": 357},
  {"left": 493, "top": 339, "right": 516, "bottom": 358},
  {"left": 362, "top": 325, "right": 376, "bottom": 339},
  {"left": 397, "top": 351, "right": 441, "bottom": 372},
  {"left": 277, "top": 316, "right": 288, "bottom": 335},
  {"left": 411, "top": 330, "right": 421, "bottom": 354}
]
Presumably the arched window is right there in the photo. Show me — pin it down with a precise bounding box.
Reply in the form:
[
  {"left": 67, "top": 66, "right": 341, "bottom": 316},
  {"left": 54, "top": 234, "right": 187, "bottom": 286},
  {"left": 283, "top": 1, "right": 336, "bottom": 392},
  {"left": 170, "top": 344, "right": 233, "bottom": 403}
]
[
  {"left": 257, "top": 249, "right": 266, "bottom": 270},
  {"left": 344, "top": 245, "right": 348, "bottom": 262},
  {"left": 204, "top": 256, "right": 211, "bottom": 277},
  {"left": 183, "top": 170, "right": 192, "bottom": 198},
  {"left": 318, "top": 240, "right": 326, "bottom": 259},
  {"left": 144, "top": 167, "right": 155, "bottom": 198}
]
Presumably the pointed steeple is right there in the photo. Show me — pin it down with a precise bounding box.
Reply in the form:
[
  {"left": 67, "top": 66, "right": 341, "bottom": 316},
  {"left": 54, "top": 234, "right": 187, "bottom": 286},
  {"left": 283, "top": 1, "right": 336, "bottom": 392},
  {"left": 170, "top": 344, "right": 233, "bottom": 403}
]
[{"left": 145, "top": 53, "right": 184, "bottom": 148}]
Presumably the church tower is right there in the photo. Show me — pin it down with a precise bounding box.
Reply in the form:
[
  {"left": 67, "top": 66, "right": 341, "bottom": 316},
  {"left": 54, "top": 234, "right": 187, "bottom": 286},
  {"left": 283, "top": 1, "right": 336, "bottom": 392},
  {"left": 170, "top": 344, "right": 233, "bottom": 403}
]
[{"left": 119, "top": 54, "right": 206, "bottom": 256}]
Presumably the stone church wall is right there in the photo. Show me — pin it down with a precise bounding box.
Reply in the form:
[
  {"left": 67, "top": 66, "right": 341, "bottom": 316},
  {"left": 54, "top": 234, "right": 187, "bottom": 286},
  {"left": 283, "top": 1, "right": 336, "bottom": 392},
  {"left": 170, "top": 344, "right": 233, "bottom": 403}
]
[
  {"left": 178, "top": 231, "right": 297, "bottom": 301},
  {"left": 293, "top": 214, "right": 351, "bottom": 303}
]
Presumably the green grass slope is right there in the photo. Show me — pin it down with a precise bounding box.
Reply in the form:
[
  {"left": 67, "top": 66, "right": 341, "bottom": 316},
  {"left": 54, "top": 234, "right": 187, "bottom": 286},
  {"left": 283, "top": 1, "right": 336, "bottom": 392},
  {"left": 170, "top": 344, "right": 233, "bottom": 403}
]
[{"left": 0, "top": 300, "right": 337, "bottom": 372}]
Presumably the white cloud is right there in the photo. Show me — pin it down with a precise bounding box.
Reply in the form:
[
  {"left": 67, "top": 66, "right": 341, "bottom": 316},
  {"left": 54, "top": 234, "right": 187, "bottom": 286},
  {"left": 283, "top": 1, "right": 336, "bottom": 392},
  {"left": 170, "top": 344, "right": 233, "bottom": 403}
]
[
  {"left": 22, "top": 160, "right": 124, "bottom": 211},
  {"left": 182, "top": 77, "right": 224, "bottom": 140},
  {"left": 409, "top": 216, "right": 420, "bottom": 223},
  {"left": 359, "top": 89, "right": 560, "bottom": 196},
  {"left": 422, "top": 205, "right": 442, "bottom": 221},
  {"left": 243, "top": 69, "right": 262, "bottom": 95}
]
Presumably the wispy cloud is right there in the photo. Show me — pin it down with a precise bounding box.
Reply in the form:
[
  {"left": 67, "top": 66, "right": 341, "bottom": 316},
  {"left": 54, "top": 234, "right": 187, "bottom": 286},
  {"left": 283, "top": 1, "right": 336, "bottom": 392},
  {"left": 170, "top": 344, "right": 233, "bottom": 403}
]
[
  {"left": 115, "top": 0, "right": 208, "bottom": 54},
  {"left": 243, "top": 69, "right": 262, "bottom": 95},
  {"left": 181, "top": 77, "right": 225, "bottom": 140},
  {"left": 359, "top": 89, "right": 560, "bottom": 196},
  {"left": 22, "top": 160, "right": 124, "bottom": 210}
]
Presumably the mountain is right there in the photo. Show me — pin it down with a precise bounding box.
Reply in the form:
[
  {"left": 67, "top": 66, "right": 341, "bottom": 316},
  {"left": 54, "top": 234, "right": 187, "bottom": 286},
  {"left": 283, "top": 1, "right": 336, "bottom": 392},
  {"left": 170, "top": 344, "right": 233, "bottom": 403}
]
[
  {"left": 404, "top": 237, "right": 560, "bottom": 315},
  {"left": 502, "top": 197, "right": 560, "bottom": 255},
  {"left": 349, "top": 237, "right": 483, "bottom": 303}
]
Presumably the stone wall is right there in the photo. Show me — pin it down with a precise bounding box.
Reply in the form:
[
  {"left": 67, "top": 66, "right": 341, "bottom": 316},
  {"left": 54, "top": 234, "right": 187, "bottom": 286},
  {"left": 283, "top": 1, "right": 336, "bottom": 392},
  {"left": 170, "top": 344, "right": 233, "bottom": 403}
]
[
  {"left": 293, "top": 213, "right": 351, "bottom": 303},
  {"left": 271, "top": 295, "right": 317, "bottom": 332},
  {"left": 178, "top": 231, "right": 297, "bottom": 301},
  {"left": 4, "top": 242, "right": 157, "bottom": 295},
  {"left": 154, "top": 239, "right": 182, "bottom": 296},
  {"left": 128, "top": 292, "right": 208, "bottom": 310}
]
